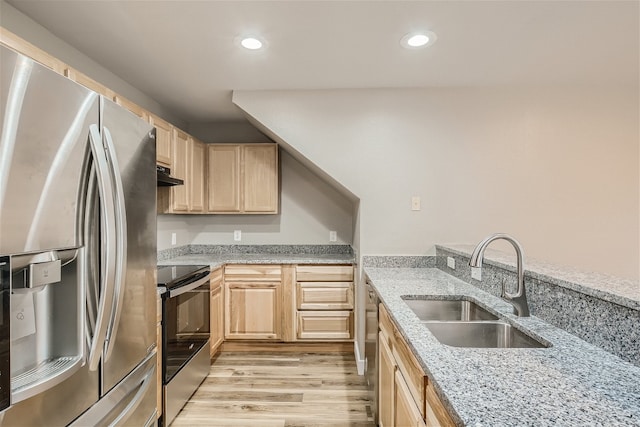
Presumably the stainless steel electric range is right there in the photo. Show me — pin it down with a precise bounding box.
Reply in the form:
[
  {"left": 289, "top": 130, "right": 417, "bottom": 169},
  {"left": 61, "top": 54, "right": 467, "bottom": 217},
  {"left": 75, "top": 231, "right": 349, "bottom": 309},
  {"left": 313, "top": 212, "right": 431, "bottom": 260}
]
[{"left": 157, "top": 265, "right": 211, "bottom": 426}]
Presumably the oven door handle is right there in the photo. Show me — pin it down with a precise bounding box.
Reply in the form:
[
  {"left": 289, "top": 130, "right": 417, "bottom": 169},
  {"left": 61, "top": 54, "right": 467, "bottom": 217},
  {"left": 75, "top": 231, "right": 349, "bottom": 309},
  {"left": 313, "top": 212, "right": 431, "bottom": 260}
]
[{"left": 168, "top": 272, "right": 211, "bottom": 298}]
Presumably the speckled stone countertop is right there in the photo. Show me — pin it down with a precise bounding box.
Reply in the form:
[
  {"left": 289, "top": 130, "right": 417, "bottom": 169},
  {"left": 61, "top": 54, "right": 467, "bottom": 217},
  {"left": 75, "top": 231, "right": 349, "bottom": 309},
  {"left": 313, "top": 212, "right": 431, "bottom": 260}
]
[
  {"left": 365, "top": 267, "right": 640, "bottom": 426},
  {"left": 437, "top": 244, "right": 639, "bottom": 310},
  {"left": 158, "top": 253, "right": 355, "bottom": 268}
]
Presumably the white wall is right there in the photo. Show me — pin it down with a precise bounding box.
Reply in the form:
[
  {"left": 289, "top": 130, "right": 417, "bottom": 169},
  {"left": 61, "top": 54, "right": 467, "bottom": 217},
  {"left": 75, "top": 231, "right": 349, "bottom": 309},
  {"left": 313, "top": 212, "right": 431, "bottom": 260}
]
[
  {"left": 234, "top": 87, "right": 639, "bottom": 281},
  {"left": 157, "top": 148, "right": 355, "bottom": 250}
]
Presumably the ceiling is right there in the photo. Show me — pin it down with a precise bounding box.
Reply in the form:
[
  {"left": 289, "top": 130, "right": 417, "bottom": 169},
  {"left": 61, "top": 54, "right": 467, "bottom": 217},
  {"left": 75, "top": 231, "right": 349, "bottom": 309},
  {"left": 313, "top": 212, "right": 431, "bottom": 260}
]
[{"left": 6, "top": 0, "right": 639, "bottom": 124}]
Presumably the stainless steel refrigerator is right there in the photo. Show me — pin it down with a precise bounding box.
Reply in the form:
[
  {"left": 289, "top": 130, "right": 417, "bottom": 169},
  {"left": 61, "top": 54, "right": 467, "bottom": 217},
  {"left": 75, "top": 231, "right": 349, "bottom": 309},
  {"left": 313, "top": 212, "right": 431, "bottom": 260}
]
[{"left": 0, "top": 45, "right": 157, "bottom": 426}]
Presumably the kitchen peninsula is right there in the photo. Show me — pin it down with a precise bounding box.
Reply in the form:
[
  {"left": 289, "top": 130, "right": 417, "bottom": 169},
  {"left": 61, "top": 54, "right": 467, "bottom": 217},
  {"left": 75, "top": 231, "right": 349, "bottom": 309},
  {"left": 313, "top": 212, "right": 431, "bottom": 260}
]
[{"left": 365, "top": 261, "right": 640, "bottom": 426}]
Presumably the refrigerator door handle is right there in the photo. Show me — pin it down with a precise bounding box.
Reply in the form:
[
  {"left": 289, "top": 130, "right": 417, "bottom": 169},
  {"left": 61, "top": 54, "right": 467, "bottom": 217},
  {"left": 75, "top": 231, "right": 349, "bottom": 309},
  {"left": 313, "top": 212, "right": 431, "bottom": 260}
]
[
  {"left": 87, "top": 124, "right": 118, "bottom": 371},
  {"left": 102, "top": 126, "right": 128, "bottom": 361}
]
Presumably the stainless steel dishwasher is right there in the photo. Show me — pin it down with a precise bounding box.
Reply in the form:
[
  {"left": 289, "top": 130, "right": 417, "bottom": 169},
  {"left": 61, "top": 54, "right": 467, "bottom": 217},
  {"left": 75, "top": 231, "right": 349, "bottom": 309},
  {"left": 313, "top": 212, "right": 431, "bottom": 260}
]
[{"left": 364, "top": 279, "right": 379, "bottom": 424}]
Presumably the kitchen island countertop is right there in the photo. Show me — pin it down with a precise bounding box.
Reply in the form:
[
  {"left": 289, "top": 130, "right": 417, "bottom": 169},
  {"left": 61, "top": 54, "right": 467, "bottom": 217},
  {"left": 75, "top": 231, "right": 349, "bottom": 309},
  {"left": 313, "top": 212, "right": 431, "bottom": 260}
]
[{"left": 365, "top": 266, "right": 640, "bottom": 427}]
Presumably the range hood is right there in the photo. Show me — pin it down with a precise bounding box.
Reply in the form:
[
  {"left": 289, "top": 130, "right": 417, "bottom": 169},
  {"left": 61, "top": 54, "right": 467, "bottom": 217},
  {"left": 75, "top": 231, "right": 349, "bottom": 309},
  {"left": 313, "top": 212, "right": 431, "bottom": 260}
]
[{"left": 157, "top": 165, "right": 184, "bottom": 186}]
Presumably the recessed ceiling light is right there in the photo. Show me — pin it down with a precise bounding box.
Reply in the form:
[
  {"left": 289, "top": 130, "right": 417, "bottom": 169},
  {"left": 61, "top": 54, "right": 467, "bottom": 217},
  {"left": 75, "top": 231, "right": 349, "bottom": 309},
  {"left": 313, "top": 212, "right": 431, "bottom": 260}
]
[
  {"left": 240, "top": 37, "right": 264, "bottom": 50},
  {"left": 400, "top": 31, "right": 437, "bottom": 49}
]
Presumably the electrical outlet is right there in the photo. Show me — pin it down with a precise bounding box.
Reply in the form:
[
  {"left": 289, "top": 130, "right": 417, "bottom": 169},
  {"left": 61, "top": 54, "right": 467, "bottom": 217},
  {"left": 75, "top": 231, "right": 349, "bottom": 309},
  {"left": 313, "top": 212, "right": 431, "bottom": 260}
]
[
  {"left": 471, "top": 267, "right": 482, "bottom": 281},
  {"left": 171, "top": 232, "right": 176, "bottom": 246},
  {"left": 233, "top": 230, "right": 241, "bottom": 241},
  {"left": 411, "top": 196, "right": 421, "bottom": 211},
  {"left": 329, "top": 231, "right": 337, "bottom": 242},
  {"left": 447, "top": 256, "right": 455, "bottom": 269}
]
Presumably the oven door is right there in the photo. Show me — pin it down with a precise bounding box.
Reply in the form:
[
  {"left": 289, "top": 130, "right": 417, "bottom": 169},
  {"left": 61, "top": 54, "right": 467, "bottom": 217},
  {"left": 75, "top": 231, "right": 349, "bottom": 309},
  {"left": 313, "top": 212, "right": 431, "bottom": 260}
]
[{"left": 163, "top": 278, "right": 210, "bottom": 385}]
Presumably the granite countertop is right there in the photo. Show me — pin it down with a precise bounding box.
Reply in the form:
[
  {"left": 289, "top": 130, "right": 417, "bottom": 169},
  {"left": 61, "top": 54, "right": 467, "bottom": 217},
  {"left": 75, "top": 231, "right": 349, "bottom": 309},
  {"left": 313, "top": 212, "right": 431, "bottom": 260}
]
[
  {"left": 158, "top": 252, "right": 355, "bottom": 269},
  {"left": 365, "top": 267, "right": 640, "bottom": 426}
]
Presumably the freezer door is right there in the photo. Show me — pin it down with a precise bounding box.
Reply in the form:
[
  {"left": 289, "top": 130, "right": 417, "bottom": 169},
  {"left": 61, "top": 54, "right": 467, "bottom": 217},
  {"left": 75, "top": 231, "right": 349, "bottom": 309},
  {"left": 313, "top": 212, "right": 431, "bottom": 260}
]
[
  {"left": 69, "top": 350, "right": 157, "bottom": 427},
  {"left": 0, "top": 45, "right": 98, "bottom": 255},
  {"left": 99, "top": 98, "right": 157, "bottom": 394}
]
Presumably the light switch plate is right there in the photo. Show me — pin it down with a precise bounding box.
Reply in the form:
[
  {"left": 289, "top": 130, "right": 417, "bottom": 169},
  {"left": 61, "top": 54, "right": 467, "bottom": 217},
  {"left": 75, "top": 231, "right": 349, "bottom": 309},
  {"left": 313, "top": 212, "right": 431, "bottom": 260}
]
[
  {"left": 471, "top": 267, "right": 482, "bottom": 281},
  {"left": 233, "top": 230, "right": 241, "bottom": 241},
  {"left": 411, "top": 196, "right": 421, "bottom": 211},
  {"left": 447, "top": 256, "right": 455, "bottom": 269},
  {"left": 171, "top": 233, "right": 176, "bottom": 245},
  {"left": 329, "top": 231, "right": 337, "bottom": 242}
]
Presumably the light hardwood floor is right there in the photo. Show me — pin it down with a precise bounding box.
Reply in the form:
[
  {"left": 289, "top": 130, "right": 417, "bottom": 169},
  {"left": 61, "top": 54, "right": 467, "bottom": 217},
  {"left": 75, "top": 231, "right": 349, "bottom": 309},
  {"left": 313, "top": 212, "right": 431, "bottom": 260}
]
[{"left": 171, "top": 352, "right": 374, "bottom": 427}]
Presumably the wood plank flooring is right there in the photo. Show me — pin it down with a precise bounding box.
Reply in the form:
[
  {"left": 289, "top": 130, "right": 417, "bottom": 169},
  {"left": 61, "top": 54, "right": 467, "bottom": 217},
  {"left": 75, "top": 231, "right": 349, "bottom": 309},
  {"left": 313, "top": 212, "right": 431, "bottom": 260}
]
[{"left": 171, "top": 352, "right": 374, "bottom": 427}]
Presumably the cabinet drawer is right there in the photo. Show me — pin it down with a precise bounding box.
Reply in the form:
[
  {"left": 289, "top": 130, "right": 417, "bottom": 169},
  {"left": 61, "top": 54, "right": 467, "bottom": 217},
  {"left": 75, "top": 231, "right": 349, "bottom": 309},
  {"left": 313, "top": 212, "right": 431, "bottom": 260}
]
[
  {"left": 295, "top": 265, "right": 353, "bottom": 282},
  {"left": 296, "top": 311, "right": 353, "bottom": 340},
  {"left": 296, "top": 282, "right": 354, "bottom": 310},
  {"left": 224, "top": 264, "right": 282, "bottom": 281}
]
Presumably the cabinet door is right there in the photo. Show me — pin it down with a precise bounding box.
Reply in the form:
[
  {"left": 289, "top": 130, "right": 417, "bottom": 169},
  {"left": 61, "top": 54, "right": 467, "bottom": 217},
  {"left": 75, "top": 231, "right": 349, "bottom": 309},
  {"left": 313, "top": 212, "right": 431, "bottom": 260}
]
[
  {"left": 189, "top": 138, "right": 206, "bottom": 213},
  {"left": 1, "top": 28, "right": 66, "bottom": 74},
  {"left": 65, "top": 67, "right": 114, "bottom": 98},
  {"left": 210, "top": 268, "right": 224, "bottom": 356},
  {"left": 207, "top": 145, "right": 241, "bottom": 212},
  {"left": 395, "top": 370, "right": 426, "bottom": 427},
  {"left": 379, "top": 329, "right": 396, "bottom": 427},
  {"left": 225, "top": 282, "right": 281, "bottom": 340},
  {"left": 150, "top": 114, "right": 172, "bottom": 168},
  {"left": 171, "top": 128, "right": 189, "bottom": 212},
  {"left": 210, "top": 286, "right": 223, "bottom": 356},
  {"left": 113, "top": 94, "right": 147, "bottom": 120},
  {"left": 243, "top": 144, "right": 278, "bottom": 213}
]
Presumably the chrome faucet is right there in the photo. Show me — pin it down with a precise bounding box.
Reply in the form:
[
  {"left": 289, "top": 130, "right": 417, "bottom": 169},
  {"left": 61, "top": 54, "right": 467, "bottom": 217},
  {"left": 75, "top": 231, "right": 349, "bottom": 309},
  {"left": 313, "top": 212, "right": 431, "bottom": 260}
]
[{"left": 469, "top": 233, "right": 531, "bottom": 317}]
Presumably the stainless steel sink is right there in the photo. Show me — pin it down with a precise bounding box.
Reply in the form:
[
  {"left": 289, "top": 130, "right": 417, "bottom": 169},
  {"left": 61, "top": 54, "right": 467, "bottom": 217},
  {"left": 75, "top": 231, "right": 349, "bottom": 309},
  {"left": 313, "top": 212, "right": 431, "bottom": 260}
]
[
  {"left": 402, "top": 298, "right": 499, "bottom": 321},
  {"left": 421, "top": 321, "right": 549, "bottom": 348}
]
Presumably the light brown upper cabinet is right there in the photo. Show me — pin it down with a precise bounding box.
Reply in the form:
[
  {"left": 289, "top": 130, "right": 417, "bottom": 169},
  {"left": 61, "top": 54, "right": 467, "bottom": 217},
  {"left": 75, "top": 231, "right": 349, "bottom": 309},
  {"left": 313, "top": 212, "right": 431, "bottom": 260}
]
[
  {"left": 189, "top": 138, "right": 206, "bottom": 213},
  {"left": 207, "top": 144, "right": 278, "bottom": 214},
  {"left": 65, "top": 67, "right": 115, "bottom": 98},
  {"left": 171, "top": 129, "right": 190, "bottom": 212},
  {"left": 243, "top": 144, "right": 278, "bottom": 213},
  {"left": 158, "top": 128, "right": 189, "bottom": 213},
  {"left": 113, "top": 94, "right": 148, "bottom": 120},
  {"left": 1, "top": 28, "right": 66, "bottom": 74},
  {"left": 149, "top": 114, "right": 172, "bottom": 168},
  {"left": 207, "top": 145, "right": 241, "bottom": 212}
]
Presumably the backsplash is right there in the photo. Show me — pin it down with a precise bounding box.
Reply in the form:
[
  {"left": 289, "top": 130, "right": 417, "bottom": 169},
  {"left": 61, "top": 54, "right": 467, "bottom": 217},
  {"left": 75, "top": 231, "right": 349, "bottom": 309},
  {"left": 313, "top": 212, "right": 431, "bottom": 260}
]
[
  {"left": 435, "top": 246, "right": 639, "bottom": 367},
  {"left": 362, "top": 255, "right": 436, "bottom": 268},
  {"left": 158, "top": 244, "right": 353, "bottom": 262}
]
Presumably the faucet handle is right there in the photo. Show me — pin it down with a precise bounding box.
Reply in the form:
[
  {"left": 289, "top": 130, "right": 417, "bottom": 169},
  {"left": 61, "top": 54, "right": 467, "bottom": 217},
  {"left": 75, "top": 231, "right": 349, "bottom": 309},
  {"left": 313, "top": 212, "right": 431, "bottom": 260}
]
[{"left": 500, "top": 278, "right": 507, "bottom": 298}]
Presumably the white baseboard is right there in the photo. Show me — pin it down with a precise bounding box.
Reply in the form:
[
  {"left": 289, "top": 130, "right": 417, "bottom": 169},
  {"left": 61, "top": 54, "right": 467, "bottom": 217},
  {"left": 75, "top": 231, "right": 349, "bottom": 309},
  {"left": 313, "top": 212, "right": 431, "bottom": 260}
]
[{"left": 354, "top": 340, "right": 365, "bottom": 375}]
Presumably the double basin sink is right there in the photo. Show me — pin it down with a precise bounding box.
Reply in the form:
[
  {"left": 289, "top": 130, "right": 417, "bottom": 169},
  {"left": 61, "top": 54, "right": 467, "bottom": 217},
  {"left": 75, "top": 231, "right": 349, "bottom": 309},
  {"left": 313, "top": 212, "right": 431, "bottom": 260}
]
[{"left": 403, "top": 298, "right": 548, "bottom": 348}]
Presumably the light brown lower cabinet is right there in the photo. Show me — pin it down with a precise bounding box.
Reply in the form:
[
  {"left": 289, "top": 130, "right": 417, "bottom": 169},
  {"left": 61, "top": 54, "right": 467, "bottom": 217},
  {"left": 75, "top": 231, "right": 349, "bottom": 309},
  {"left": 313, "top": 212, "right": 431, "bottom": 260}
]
[
  {"left": 225, "top": 282, "right": 282, "bottom": 340},
  {"left": 294, "top": 265, "right": 354, "bottom": 341},
  {"left": 296, "top": 310, "right": 353, "bottom": 340},
  {"left": 378, "top": 303, "right": 455, "bottom": 427},
  {"left": 210, "top": 268, "right": 224, "bottom": 357},
  {"left": 395, "top": 370, "right": 427, "bottom": 427},
  {"left": 379, "top": 329, "right": 396, "bottom": 427},
  {"left": 220, "top": 264, "right": 354, "bottom": 343}
]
